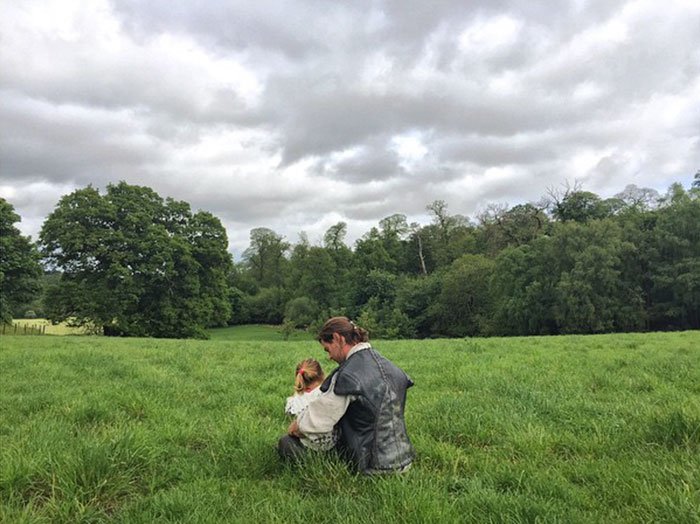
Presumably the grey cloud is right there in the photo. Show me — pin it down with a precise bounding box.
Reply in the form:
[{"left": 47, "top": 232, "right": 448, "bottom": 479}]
[
  {"left": 43, "top": 1, "right": 698, "bottom": 164},
  {"left": 0, "top": 92, "right": 161, "bottom": 185},
  {"left": 1, "top": 0, "right": 699, "bottom": 255},
  {"left": 112, "top": 0, "right": 350, "bottom": 59},
  {"left": 270, "top": 81, "right": 591, "bottom": 165},
  {"left": 311, "top": 139, "right": 403, "bottom": 183},
  {"left": 436, "top": 133, "right": 557, "bottom": 167}
]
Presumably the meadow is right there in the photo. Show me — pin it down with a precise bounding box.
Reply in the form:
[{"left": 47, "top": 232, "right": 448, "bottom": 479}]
[
  {"left": 0, "top": 330, "right": 698, "bottom": 523},
  {"left": 206, "top": 324, "right": 313, "bottom": 342}
]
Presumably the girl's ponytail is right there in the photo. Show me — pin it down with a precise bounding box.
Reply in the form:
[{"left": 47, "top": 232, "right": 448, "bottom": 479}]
[
  {"left": 293, "top": 358, "right": 325, "bottom": 394},
  {"left": 294, "top": 367, "right": 306, "bottom": 394}
]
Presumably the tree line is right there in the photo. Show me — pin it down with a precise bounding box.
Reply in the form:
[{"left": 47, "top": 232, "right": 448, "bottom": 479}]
[{"left": 1, "top": 174, "right": 698, "bottom": 338}]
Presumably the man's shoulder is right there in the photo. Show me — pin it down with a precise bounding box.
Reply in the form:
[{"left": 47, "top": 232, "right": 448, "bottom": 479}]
[
  {"left": 333, "top": 349, "right": 380, "bottom": 395},
  {"left": 345, "top": 345, "right": 378, "bottom": 365},
  {"left": 345, "top": 348, "right": 413, "bottom": 388},
  {"left": 345, "top": 346, "right": 399, "bottom": 373}
]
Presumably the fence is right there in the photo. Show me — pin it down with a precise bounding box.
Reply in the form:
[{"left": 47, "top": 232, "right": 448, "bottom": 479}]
[{"left": 1, "top": 323, "right": 47, "bottom": 335}]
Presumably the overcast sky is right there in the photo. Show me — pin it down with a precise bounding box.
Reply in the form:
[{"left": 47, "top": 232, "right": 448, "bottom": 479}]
[{"left": 1, "top": 0, "right": 699, "bottom": 257}]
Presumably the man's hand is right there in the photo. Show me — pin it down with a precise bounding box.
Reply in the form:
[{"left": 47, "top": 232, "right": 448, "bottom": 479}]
[{"left": 288, "top": 419, "right": 301, "bottom": 437}]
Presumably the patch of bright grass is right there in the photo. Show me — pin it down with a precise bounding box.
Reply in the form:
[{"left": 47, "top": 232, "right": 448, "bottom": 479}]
[
  {"left": 5, "top": 319, "right": 90, "bottom": 336},
  {"left": 1, "top": 331, "right": 699, "bottom": 522}
]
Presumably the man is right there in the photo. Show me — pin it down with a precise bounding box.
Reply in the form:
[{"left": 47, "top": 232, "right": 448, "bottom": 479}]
[{"left": 278, "top": 316, "right": 414, "bottom": 474}]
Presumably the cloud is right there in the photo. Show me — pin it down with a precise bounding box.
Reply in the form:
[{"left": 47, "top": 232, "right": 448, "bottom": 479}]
[
  {"left": 1, "top": 0, "right": 699, "bottom": 256},
  {"left": 0, "top": 92, "right": 161, "bottom": 184}
]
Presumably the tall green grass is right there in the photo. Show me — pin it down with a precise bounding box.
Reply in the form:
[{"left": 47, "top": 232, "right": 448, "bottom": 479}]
[
  {"left": 1, "top": 332, "right": 698, "bottom": 523},
  {"left": 206, "top": 324, "right": 313, "bottom": 342}
]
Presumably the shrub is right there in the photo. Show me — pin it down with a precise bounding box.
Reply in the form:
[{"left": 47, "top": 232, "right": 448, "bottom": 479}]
[{"left": 284, "top": 296, "right": 319, "bottom": 328}]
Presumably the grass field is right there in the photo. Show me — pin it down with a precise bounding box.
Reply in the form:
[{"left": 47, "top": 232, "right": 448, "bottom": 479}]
[
  {"left": 1, "top": 331, "right": 699, "bottom": 523},
  {"left": 206, "top": 324, "right": 314, "bottom": 342}
]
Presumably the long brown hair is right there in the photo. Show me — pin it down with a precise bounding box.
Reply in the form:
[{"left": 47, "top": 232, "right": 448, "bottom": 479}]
[
  {"left": 294, "top": 358, "right": 325, "bottom": 394},
  {"left": 317, "top": 316, "right": 369, "bottom": 346}
]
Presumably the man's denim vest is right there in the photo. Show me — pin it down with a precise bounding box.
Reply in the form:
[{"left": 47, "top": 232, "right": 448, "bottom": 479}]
[{"left": 321, "top": 347, "right": 414, "bottom": 474}]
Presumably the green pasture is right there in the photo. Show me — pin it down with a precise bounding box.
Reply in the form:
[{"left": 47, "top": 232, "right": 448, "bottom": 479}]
[
  {"left": 206, "top": 324, "right": 313, "bottom": 342},
  {"left": 1, "top": 332, "right": 699, "bottom": 523}
]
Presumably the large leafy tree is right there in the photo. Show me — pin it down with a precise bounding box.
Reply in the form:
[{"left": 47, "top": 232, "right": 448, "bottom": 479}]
[
  {"left": 354, "top": 227, "right": 396, "bottom": 274},
  {"left": 0, "top": 198, "right": 42, "bottom": 324},
  {"left": 424, "top": 200, "right": 475, "bottom": 268},
  {"left": 40, "top": 182, "right": 232, "bottom": 338},
  {"left": 477, "top": 202, "right": 549, "bottom": 254},
  {"left": 352, "top": 226, "right": 404, "bottom": 317},
  {"left": 323, "top": 222, "right": 349, "bottom": 252},
  {"left": 243, "top": 227, "right": 289, "bottom": 288},
  {"left": 433, "top": 254, "right": 495, "bottom": 337},
  {"left": 379, "top": 213, "right": 410, "bottom": 268},
  {"left": 323, "top": 221, "right": 354, "bottom": 306},
  {"left": 394, "top": 273, "right": 441, "bottom": 337},
  {"left": 649, "top": 184, "right": 700, "bottom": 329},
  {"left": 550, "top": 190, "right": 615, "bottom": 222},
  {"left": 286, "top": 242, "right": 337, "bottom": 309},
  {"left": 551, "top": 220, "right": 645, "bottom": 334},
  {"left": 490, "top": 239, "right": 560, "bottom": 335},
  {"left": 614, "top": 184, "right": 660, "bottom": 212}
]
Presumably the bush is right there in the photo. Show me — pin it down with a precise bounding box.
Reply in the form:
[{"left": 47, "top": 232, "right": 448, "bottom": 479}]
[
  {"left": 228, "top": 287, "right": 252, "bottom": 325},
  {"left": 357, "top": 298, "right": 415, "bottom": 339},
  {"left": 280, "top": 320, "right": 296, "bottom": 340},
  {"left": 284, "top": 296, "right": 319, "bottom": 328},
  {"left": 246, "top": 287, "right": 284, "bottom": 324}
]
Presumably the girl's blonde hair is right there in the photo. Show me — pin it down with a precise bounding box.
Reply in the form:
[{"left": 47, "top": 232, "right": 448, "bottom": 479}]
[{"left": 294, "top": 358, "right": 324, "bottom": 394}]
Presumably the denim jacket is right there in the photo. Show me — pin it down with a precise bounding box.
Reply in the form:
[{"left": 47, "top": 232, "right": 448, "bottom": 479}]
[{"left": 321, "top": 347, "right": 414, "bottom": 474}]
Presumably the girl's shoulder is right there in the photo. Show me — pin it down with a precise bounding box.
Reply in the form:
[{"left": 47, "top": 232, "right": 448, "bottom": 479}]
[
  {"left": 304, "top": 386, "right": 323, "bottom": 398},
  {"left": 285, "top": 393, "right": 310, "bottom": 416}
]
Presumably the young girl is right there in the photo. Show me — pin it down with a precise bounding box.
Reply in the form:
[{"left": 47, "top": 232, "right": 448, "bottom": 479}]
[{"left": 284, "top": 358, "right": 337, "bottom": 451}]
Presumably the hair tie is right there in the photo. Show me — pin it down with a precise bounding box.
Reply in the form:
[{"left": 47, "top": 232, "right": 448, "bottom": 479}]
[{"left": 297, "top": 368, "right": 305, "bottom": 376}]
